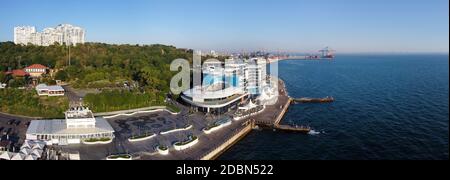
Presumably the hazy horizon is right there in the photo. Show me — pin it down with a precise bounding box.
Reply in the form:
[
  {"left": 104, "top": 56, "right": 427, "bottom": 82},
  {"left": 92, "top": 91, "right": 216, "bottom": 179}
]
[{"left": 1, "top": 0, "right": 448, "bottom": 53}]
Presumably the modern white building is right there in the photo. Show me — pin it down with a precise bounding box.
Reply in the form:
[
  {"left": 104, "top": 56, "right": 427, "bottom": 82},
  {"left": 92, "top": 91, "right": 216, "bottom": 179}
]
[
  {"left": 245, "top": 58, "right": 267, "bottom": 95},
  {"left": 224, "top": 59, "right": 248, "bottom": 92},
  {"left": 26, "top": 107, "right": 115, "bottom": 145},
  {"left": 14, "top": 24, "right": 85, "bottom": 46},
  {"left": 13, "top": 26, "right": 36, "bottom": 45},
  {"left": 181, "top": 58, "right": 269, "bottom": 114},
  {"left": 181, "top": 86, "right": 248, "bottom": 114}
]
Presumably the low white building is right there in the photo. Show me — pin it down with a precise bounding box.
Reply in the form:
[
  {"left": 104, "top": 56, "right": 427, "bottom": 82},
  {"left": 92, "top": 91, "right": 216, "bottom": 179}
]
[
  {"left": 35, "top": 84, "right": 65, "bottom": 96},
  {"left": 26, "top": 107, "right": 115, "bottom": 145}
]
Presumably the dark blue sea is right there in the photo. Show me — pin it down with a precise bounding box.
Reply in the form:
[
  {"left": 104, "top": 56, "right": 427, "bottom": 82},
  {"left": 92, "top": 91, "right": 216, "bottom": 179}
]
[{"left": 220, "top": 54, "right": 449, "bottom": 160}]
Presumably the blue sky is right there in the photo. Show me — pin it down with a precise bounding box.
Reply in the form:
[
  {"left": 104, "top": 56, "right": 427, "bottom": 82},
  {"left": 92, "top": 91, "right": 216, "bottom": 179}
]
[{"left": 0, "top": 0, "right": 448, "bottom": 53}]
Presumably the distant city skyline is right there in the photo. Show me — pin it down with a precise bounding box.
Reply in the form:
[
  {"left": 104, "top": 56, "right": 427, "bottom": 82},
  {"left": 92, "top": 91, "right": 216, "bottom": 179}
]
[{"left": 0, "top": 0, "right": 448, "bottom": 53}]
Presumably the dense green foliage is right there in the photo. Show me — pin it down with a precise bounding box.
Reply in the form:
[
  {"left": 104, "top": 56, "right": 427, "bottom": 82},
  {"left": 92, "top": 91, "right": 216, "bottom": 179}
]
[
  {"left": 0, "top": 42, "right": 195, "bottom": 113},
  {"left": 0, "top": 88, "right": 69, "bottom": 118},
  {"left": 0, "top": 42, "right": 233, "bottom": 115},
  {"left": 84, "top": 90, "right": 166, "bottom": 112},
  {"left": 157, "top": 145, "right": 168, "bottom": 151},
  {"left": 166, "top": 103, "right": 181, "bottom": 113},
  {"left": 0, "top": 72, "right": 5, "bottom": 83},
  {"left": 84, "top": 138, "right": 112, "bottom": 143},
  {"left": 0, "top": 42, "right": 193, "bottom": 92},
  {"left": 175, "top": 136, "right": 198, "bottom": 146},
  {"left": 107, "top": 154, "right": 132, "bottom": 159},
  {"left": 55, "top": 70, "right": 68, "bottom": 81},
  {"left": 7, "top": 77, "right": 28, "bottom": 87}
]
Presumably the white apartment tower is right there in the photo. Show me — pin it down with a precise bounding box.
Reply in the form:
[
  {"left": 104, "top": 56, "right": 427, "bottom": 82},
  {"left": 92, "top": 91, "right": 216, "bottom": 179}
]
[
  {"left": 14, "top": 24, "right": 85, "bottom": 46},
  {"left": 14, "top": 26, "right": 36, "bottom": 45},
  {"left": 245, "top": 58, "right": 267, "bottom": 95}
]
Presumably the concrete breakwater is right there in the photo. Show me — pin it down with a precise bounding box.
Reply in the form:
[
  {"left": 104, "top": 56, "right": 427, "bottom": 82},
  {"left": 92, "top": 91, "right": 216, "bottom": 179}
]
[
  {"left": 200, "top": 97, "right": 292, "bottom": 160},
  {"left": 200, "top": 120, "right": 254, "bottom": 160}
]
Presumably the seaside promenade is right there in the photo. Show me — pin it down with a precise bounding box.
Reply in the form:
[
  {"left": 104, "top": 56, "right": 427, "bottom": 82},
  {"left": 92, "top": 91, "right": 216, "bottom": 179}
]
[
  {"left": 1, "top": 79, "right": 292, "bottom": 160},
  {"left": 142, "top": 79, "right": 292, "bottom": 160},
  {"left": 54, "top": 78, "right": 292, "bottom": 160}
]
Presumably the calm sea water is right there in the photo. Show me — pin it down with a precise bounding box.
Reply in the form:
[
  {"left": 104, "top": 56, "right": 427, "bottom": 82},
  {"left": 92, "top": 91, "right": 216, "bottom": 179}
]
[{"left": 220, "top": 54, "right": 449, "bottom": 160}]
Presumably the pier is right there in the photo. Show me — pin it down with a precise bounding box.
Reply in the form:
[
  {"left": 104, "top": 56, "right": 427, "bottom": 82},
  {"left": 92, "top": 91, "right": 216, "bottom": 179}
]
[
  {"left": 251, "top": 80, "right": 311, "bottom": 134},
  {"left": 293, "top": 97, "right": 335, "bottom": 103},
  {"left": 200, "top": 120, "right": 254, "bottom": 160},
  {"left": 202, "top": 79, "right": 310, "bottom": 159},
  {"left": 254, "top": 97, "right": 311, "bottom": 134},
  {"left": 275, "top": 125, "right": 311, "bottom": 133}
]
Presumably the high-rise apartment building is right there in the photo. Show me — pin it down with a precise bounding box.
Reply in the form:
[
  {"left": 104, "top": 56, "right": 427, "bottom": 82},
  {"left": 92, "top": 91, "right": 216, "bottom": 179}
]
[{"left": 14, "top": 24, "right": 85, "bottom": 46}]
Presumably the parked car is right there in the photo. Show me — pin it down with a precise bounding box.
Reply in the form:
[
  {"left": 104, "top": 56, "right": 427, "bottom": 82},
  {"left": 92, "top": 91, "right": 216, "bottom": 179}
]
[
  {"left": 3, "top": 128, "right": 12, "bottom": 136},
  {"left": 7, "top": 119, "right": 15, "bottom": 125}
]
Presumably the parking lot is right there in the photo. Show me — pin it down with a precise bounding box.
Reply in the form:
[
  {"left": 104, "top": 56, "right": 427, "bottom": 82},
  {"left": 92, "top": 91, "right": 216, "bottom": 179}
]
[
  {"left": 55, "top": 107, "right": 234, "bottom": 160},
  {"left": 1, "top": 103, "right": 245, "bottom": 160},
  {"left": 0, "top": 113, "right": 33, "bottom": 151}
]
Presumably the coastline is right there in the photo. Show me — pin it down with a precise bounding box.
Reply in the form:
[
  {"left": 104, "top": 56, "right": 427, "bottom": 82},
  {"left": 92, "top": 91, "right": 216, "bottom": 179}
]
[{"left": 2, "top": 78, "right": 292, "bottom": 161}]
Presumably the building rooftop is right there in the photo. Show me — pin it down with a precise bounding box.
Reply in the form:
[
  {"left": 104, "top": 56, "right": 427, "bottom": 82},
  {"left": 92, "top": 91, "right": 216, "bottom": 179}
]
[
  {"left": 25, "top": 64, "right": 48, "bottom": 70},
  {"left": 6, "top": 69, "right": 29, "bottom": 77},
  {"left": 183, "top": 86, "right": 245, "bottom": 100},
  {"left": 65, "top": 107, "right": 95, "bottom": 119},
  {"left": 35, "top": 84, "right": 64, "bottom": 91}
]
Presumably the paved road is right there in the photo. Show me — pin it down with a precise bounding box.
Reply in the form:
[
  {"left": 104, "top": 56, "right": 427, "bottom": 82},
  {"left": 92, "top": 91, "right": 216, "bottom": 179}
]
[
  {"left": 0, "top": 113, "right": 33, "bottom": 149},
  {"left": 62, "top": 86, "right": 85, "bottom": 107}
]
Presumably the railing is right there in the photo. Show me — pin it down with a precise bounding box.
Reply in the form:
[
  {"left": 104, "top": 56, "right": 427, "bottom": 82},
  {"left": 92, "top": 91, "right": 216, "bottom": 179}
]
[
  {"left": 99, "top": 106, "right": 180, "bottom": 119},
  {"left": 199, "top": 120, "right": 254, "bottom": 160},
  {"left": 274, "top": 98, "right": 292, "bottom": 126}
]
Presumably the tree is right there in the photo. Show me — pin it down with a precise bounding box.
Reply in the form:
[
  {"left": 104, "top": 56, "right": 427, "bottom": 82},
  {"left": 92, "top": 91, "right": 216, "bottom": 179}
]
[
  {"left": 0, "top": 72, "right": 5, "bottom": 83},
  {"left": 8, "top": 77, "right": 26, "bottom": 88},
  {"left": 0, "top": 41, "right": 193, "bottom": 97},
  {"left": 55, "top": 70, "right": 68, "bottom": 81}
]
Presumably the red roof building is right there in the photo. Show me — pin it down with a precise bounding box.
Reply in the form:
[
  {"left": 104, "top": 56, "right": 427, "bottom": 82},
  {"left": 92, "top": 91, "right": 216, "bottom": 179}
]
[
  {"left": 25, "top": 64, "right": 48, "bottom": 70},
  {"left": 24, "top": 64, "right": 48, "bottom": 77},
  {"left": 5, "top": 69, "right": 29, "bottom": 77}
]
